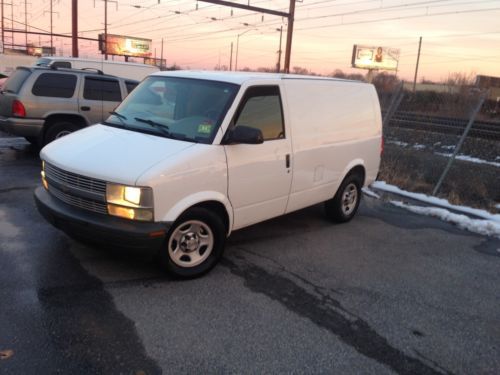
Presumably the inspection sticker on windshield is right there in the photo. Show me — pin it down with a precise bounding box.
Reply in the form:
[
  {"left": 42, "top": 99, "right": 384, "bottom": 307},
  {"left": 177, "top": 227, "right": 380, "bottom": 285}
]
[{"left": 197, "top": 123, "right": 212, "bottom": 134}]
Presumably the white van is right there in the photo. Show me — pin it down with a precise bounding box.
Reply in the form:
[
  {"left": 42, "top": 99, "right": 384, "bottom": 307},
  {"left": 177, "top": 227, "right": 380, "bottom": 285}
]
[
  {"left": 35, "top": 57, "right": 159, "bottom": 81},
  {"left": 35, "top": 71, "right": 382, "bottom": 278}
]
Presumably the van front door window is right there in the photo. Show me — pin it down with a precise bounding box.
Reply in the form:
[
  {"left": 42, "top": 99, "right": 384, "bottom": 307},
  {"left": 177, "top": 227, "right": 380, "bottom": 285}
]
[{"left": 234, "top": 85, "right": 285, "bottom": 141}]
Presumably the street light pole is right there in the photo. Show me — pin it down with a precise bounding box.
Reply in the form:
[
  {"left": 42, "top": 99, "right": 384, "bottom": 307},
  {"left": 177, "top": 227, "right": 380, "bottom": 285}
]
[{"left": 235, "top": 28, "right": 254, "bottom": 71}]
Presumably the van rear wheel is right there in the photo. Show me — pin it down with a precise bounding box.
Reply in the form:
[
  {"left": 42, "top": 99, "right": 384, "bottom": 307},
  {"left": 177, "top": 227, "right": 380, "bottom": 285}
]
[
  {"left": 325, "top": 174, "right": 362, "bottom": 223},
  {"left": 159, "top": 207, "right": 226, "bottom": 278},
  {"left": 44, "top": 121, "right": 80, "bottom": 146}
]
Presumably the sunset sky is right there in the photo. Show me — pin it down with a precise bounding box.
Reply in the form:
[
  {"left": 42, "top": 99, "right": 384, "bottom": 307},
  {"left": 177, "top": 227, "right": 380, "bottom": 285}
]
[{"left": 5, "top": 0, "right": 500, "bottom": 82}]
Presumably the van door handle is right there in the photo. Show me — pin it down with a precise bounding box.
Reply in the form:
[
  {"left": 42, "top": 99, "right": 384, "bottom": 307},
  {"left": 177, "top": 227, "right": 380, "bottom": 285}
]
[
  {"left": 80, "top": 106, "right": 90, "bottom": 111},
  {"left": 285, "top": 154, "right": 290, "bottom": 168}
]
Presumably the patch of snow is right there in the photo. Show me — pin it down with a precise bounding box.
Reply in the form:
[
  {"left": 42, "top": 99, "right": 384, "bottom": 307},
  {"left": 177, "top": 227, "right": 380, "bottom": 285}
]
[
  {"left": 440, "top": 145, "right": 456, "bottom": 150},
  {"left": 372, "top": 181, "right": 500, "bottom": 223},
  {"left": 412, "top": 144, "right": 426, "bottom": 150},
  {"left": 433, "top": 142, "right": 441, "bottom": 146},
  {"left": 495, "top": 204, "right": 500, "bottom": 210},
  {"left": 390, "top": 201, "right": 500, "bottom": 239},
  {"left": 362, "top": 187, "right": 380, "bottom": 199},
  {"left": 495, "top": 156, "right": 500, "bottom": 161},
  {"left": 435, "top": 152, "right": 500, "bottom": 168},
  {"left": 386, "top": 140, "right": 409, "bottom": 147}
]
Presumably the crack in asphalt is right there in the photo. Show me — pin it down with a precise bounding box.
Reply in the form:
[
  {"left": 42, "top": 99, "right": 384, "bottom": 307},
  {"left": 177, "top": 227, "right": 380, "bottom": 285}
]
[{"left": 222, "top": 254, "right": 452, "bottom": 375}]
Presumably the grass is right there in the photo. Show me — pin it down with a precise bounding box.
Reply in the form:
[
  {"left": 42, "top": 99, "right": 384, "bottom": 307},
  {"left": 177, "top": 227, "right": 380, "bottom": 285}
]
[{"left": 378, "top": 128, "right": 500, "bottom": 212}]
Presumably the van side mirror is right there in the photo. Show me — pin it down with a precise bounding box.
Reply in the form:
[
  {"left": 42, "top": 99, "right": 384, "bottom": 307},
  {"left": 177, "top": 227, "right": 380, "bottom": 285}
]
[{"left": 225, "top": 125, "right": 264, "bottom": 144}]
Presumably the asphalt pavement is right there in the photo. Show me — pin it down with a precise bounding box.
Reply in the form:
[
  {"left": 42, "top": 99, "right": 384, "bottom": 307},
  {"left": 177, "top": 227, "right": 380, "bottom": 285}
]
[{"left": 1, "top": 135, "right": 499, "bottom": 374}]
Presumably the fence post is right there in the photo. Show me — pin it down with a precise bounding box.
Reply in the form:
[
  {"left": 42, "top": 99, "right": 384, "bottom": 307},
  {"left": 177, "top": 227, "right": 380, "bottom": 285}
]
[{"left": 432, "top": 91, "right": 488, "bottom": 196}]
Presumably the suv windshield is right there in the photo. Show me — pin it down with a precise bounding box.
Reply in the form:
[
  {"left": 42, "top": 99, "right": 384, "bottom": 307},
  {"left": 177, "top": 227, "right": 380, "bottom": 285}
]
[{"left": 105, "top": 76, "right": 239, "bottom": 144}]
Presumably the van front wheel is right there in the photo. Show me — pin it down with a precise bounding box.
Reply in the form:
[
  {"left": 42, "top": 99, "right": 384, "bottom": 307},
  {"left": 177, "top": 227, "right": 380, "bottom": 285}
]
[
  {"left": 325, "top": 174, "right": 362, "bottom": 223},
  {"left": 159, "top": 207, "right": 226, "bottom": 278}
]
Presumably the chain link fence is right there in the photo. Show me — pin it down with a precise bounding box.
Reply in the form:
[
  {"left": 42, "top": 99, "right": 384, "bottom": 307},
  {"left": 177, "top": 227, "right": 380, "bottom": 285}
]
[{"left": 375, "top": 77, "right": 500, "bottom": 211}]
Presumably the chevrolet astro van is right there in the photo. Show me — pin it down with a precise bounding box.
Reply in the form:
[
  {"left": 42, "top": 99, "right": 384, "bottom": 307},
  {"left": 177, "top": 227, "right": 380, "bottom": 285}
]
[{"left": 35, "top": 71, "right": 382, "bottom": 278}]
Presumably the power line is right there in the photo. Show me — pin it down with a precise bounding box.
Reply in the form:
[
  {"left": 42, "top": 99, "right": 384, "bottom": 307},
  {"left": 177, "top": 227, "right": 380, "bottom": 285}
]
[{"left": 296, "top": 6, "right": 500, "bottom": 31}]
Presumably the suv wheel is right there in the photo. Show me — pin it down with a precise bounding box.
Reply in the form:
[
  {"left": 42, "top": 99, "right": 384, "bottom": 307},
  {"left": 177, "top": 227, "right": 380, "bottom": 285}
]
[{"left": 44, "top": 121, "right": 80, "bottom": 146}]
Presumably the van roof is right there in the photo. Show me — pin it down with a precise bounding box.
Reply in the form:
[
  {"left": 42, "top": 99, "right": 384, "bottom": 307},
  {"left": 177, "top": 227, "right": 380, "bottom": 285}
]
[
  {"left": 151, "top": 70, "right": 366, "bottom": 85},
  {"left": 36, "top": 56, "right": 158, "bottom": 69}
]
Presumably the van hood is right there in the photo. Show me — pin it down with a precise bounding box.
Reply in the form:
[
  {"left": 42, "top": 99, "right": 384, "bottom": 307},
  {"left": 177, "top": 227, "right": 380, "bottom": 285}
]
[{"left": 40, "top": 124, "right": 196, "bottom": 185}]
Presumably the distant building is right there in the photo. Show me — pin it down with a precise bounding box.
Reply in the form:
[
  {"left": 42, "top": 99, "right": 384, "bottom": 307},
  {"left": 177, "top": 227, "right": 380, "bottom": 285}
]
[{"left": 475, "top": 75, "right": 500, "bottom": 102}]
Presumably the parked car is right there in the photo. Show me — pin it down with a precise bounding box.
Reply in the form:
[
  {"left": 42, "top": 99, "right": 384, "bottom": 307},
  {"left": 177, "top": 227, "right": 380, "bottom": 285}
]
[
  {"left": 35, "top": 71, "right": 382, "bottom": 278},
  {"left": 0, "top": 66, "right": 138, "bottom": 146},
  {"left": 35, "top": 57, "right": 159, "bottom": 81}
]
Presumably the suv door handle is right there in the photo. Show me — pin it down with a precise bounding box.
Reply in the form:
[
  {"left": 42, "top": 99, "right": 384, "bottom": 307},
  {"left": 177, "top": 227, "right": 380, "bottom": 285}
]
[
  {"left": 285, "top": 154, "right": 290, "bottom": 168},
  {"left": 80, "top": 106, "right": 90, "bottom": 111}
]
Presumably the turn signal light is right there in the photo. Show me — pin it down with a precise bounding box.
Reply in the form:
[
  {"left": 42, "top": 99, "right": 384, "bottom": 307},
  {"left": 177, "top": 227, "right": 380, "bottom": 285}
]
[{"left": 12, "top": 100, "right": 26, "bottom": 117}]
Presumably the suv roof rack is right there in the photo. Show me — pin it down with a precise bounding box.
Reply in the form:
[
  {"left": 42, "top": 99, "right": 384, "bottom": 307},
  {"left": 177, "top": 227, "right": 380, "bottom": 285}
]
[{"left": 81, "top": 68, "right": 104, "bottom": 75}]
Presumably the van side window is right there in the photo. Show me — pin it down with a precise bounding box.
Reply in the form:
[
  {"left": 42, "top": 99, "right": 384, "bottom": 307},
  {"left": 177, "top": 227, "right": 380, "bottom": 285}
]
[
  {"left": 125, "top": 81, "right": 139, "bottom": 94},
  {"left": 32, "top": 73, "right": 77, "bottom": 98},
  {"left": 234, "top": 86, "right": 284, "bottom": 141},
  {"left": 83, "top": 77, "right": 122, "bottom": 101}
]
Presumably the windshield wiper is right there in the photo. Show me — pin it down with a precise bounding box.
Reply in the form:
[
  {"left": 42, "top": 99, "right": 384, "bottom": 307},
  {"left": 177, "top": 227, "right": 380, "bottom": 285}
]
[
  {"left": 110, "top": 110, "right": 127, "bottom": 120},
  {"left": 134, "top": 117, "right": 171, "bottom": 136},
  {"left": 108, "top": 111, "right": 128, "bottom": 127}
]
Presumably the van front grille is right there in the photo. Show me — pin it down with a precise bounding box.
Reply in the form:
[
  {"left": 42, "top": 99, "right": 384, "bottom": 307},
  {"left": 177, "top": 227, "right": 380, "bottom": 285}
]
[
  {"left": 44, "top": 162, "right": 107, "bottom": 197},
  {"left": 49, "top": 184, "right": 108, "bottom": 215},
  {"left": 44, "top": 162, "right": 108, "bottom": 215}
]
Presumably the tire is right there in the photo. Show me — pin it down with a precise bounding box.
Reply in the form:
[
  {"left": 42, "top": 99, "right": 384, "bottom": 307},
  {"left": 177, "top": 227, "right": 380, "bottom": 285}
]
[
  {"left": 159, "top": 207, "right": 226, "bottom": 278},
  {"left": 44, "top": 121, "right": 80, "bottom": 146},
  {"left": 24, "top": 136, "right": 39, "bottom": 145},
  {"left": 325, "top": 173, "right": 362, "bottom": 223}
]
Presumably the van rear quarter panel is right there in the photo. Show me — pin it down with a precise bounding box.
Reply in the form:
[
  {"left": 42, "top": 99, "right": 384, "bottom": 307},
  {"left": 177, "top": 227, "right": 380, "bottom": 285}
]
[{"left": 282, "top": 79, "right": 381, "bottom": 213}]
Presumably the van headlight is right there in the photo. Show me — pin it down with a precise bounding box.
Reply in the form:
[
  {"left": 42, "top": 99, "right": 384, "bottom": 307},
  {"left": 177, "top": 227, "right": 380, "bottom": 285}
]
[
  {"left": 106, "top": 183, "right": 154, "bottom": 221},
  {"left": 41, "top": 160, "right": 49, "bottom": 190}
]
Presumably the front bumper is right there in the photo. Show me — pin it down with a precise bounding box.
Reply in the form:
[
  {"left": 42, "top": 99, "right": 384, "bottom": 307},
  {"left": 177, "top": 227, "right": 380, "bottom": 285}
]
[
  {"left": 34, "top": 186, "right": 171, "bottom": 255},
  {"left": 0, "top": 116, "right": 44, "bottom": 137}
]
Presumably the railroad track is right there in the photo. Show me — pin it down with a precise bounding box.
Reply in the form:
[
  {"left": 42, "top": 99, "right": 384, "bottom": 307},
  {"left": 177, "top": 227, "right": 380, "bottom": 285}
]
[{"left": 387, "top": 111, "right": 500, "bottom": 140}]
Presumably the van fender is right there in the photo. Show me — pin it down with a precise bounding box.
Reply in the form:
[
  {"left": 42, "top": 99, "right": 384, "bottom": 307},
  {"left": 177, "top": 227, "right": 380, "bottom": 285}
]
[
  {"left": 338, "top": 158, "right": 366, "bottom": 187},
  {"left": 160, "top": 191, "right": 234, "bottom": 234}
]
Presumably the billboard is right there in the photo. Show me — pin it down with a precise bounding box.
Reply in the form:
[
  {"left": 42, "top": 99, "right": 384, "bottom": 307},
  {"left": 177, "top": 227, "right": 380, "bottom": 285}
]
[
  {"left": 27, "top": 46, "right": 56, "bottom": 56},
  {"left": 99, "top": 34, "right": 152, "bottom": 58},
  {"left": 351, "top": 45, "right": 400, "bottom": 71}
]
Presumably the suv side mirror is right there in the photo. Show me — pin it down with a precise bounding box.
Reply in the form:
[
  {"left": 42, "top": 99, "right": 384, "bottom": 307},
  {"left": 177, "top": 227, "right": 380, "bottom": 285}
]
[{"left": 225, "top": 125, "right": 264, "bottom": 144}]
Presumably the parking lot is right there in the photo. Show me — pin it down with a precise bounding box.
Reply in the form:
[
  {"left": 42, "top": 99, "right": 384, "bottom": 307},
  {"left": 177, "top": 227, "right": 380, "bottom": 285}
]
[{"left": 1, "top": 135, "right": 499, "bottom": 374}]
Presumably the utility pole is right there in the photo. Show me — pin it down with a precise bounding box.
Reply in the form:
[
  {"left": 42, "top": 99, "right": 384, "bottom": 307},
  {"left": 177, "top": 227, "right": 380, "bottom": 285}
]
[
  {"left": 283, "top": 0, "right": 295, "bottom": 73},
  {"left": 276, "top": 25, "right": 283, "bottom": 72},
  {"left": 9, "top": 0, "right": 12, "bottom": 48},
  {"left": 229, "top": 41, "right": 233, "bottom": 71},
  {"left": 412, "top": 36, "right": 422, "bottom": 93},
  {"left": 160, "top": 38, "right": 164, "bottom": 69},
  {"left": 50, "top": 0, "right": 53, "bottom": 55},
  {"left": 104, "top": 0, "right": 107, "bottom": 60},
  {"left": 43, "top": 0, "right": 57, "bottom": 55},
  {"left": 24, "top": 0, "right": 28, "bottom": 51},
  {"left": 1, "top": 0, "right": 4, "bottom": 52},
  {"left": 72, "top": 0, "right": 78, "bottom": 57},
  {"left": 198, "top": 0, "right": 294, "bottom": 72}
]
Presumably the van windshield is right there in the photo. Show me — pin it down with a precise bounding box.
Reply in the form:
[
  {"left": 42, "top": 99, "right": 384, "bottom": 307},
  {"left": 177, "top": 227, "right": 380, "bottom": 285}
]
[{"left": 105, "top": 76, "right": 239, "bottom": 144}]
